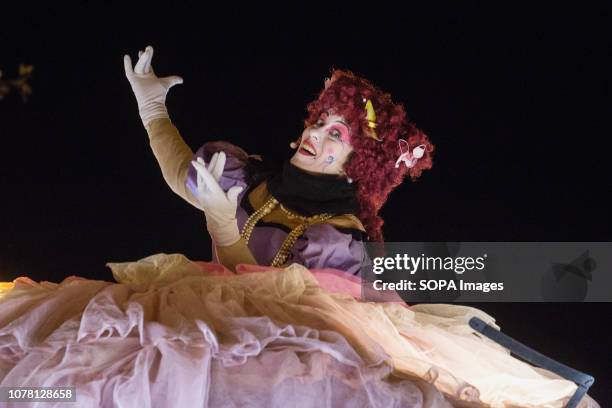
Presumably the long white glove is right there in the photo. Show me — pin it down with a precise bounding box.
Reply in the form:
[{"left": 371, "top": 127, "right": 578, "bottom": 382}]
[
  {"left": 123, "top": 45, "right": 183, "bottom": 127},
  {"left": 190, "top": 151, "right": 245, "bottom": 247}
]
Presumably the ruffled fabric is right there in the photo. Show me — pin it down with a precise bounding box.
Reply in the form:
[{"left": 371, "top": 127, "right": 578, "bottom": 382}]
[{"left": 0, "top": 254, "right": 600, "bottom": 407}]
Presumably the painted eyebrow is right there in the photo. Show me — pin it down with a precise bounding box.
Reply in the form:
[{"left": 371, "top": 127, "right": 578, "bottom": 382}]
[
  {"left": 322, "top": 111, "right": 350, "bottom": 131},
  {"left": 333, "top": 119, "right": 350, "bottom": 129}
]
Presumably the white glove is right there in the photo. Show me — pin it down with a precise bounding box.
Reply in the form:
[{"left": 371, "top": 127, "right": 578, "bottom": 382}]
[
  {"left": 190, "top": 151, "right": 245, "bottom": 247},
  {"left": 123, "top": 45, "right": 183, "bottom": 127}
]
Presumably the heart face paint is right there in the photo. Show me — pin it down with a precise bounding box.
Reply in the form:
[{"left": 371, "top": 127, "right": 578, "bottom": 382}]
[{"left": 290, "top": 111, "right": 353, "bottom": 175}]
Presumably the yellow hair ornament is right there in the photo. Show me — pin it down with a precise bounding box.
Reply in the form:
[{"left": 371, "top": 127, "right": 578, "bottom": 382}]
[{"left": 364, "top": 99, "right": 383, "bottom": 141}]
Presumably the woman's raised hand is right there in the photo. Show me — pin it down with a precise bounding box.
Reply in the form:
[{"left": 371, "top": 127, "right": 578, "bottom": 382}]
[{"left": 124, "top": 45, "right": 183, "bottom": 127}]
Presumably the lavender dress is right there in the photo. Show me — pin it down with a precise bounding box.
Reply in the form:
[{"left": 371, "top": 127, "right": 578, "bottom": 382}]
[{"left": 186, "top": 141, "right": 368, "bottom": 275}]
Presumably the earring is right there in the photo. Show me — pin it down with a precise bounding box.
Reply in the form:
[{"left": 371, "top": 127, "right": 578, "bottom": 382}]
[
  {"left": 347, "top": 177, "right": 353, "bottom": 184},
  {"left": 289, "top": 141, "right": 298, "bottom": 149}
]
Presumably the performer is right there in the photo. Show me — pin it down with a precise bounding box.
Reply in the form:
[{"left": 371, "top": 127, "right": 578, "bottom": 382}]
[
  {"left": 123, "top": 45, "right": 433, "bottom": 274},
  {"left": 119, "top": 48, "right": 602, "bottom": 407}
]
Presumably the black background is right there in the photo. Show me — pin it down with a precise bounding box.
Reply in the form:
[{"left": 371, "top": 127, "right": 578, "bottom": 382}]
[{"left": 1, "top": 2, "right": 610, "bottom": 402}]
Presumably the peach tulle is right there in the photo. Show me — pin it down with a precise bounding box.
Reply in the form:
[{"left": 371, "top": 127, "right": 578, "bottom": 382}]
[{"left": 0, "top": 254, "right": 599, "bottom": 407}]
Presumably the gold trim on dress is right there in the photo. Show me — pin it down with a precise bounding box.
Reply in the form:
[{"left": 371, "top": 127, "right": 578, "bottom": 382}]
[{"left": 240, "top": 196, "right": 333, "bottom": 267}]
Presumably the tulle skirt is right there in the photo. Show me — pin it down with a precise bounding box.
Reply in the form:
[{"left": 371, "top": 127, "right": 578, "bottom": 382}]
[{"left": 0, "top": 253, "right": 599, "bottom": 407}]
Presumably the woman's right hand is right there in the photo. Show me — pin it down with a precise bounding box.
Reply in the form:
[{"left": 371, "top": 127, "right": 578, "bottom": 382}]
[
  {"left": 191, "top": 151, "right": 245, "bottom": 247},
  {"left": 124, "top": 45, "right": 183, "bottom": 127}
]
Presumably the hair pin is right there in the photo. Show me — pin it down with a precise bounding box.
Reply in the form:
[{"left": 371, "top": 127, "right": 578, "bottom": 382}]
[
  {"left": 395, "top": 139, "right": 425, "bottom": 169},
  {"left": 364, "top": 98, "right": 383, "bottom": 142}
]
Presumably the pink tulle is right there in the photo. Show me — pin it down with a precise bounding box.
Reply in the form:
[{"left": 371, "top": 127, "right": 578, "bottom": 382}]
[{"left": 192, "top": 261, "right": 407, "bottom": 304}]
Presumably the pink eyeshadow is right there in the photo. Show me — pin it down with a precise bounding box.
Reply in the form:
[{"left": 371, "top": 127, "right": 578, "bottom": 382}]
[{"left": 336, "top": 126, "right": 351, "bottom": 143}]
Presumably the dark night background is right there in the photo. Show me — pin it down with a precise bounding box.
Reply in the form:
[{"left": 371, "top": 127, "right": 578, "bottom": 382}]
[{"left": 1, "top": 2, "right": 610, "bottom": 402}]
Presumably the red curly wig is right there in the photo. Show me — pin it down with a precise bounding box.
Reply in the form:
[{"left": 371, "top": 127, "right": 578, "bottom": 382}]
[{"left": 303, "top": 69, "right": 435, "bottom": 242}]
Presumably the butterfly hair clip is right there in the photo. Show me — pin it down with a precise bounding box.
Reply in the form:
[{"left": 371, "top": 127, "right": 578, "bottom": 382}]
[{"left": 395, "top": 139, "right": 426, "bottom": 169}]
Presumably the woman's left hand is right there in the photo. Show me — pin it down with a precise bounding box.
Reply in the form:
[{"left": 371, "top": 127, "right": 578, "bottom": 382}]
[
  {"left": 190, "top": 152, "right": 244, "bottom": 246},
  {"left": 123, "top": 45, "right": 183, "bottom": 127}
]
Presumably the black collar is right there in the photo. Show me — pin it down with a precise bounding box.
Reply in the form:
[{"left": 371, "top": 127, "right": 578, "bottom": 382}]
[{"left": 266, "top": 159, "right": 358, "bottom": 216}]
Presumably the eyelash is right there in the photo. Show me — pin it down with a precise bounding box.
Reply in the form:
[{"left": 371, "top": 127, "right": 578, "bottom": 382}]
[{"left": 315, "top": 119, "right": 341, "bottom": 139}]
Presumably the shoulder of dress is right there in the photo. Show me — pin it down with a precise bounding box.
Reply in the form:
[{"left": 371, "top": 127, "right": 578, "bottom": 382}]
[
  {"left": 326, "top": 214, "right": 366, "bottom": 232},
  {"left": 197, "top": 140, "right": 252, "bottom": 162},
  {"left": 301, "top": 214, "right": 366, "bottom": 241},
  {"left": 246, "top": 180, "right": 270, "bottom": 209}
]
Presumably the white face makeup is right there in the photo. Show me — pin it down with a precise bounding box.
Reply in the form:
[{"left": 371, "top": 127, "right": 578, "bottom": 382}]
[{"left": 290, "top": 110, "right": 353, "bottom": 175}]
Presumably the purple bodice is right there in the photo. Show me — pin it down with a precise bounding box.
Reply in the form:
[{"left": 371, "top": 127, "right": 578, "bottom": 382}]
[{"left": 186, "top": 141, "right": 367, "bottom": 276}]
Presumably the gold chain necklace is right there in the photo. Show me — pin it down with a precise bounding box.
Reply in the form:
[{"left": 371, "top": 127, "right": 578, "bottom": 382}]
[{"left": 240, "top": 196, "right": 333, "bottom": 267}]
